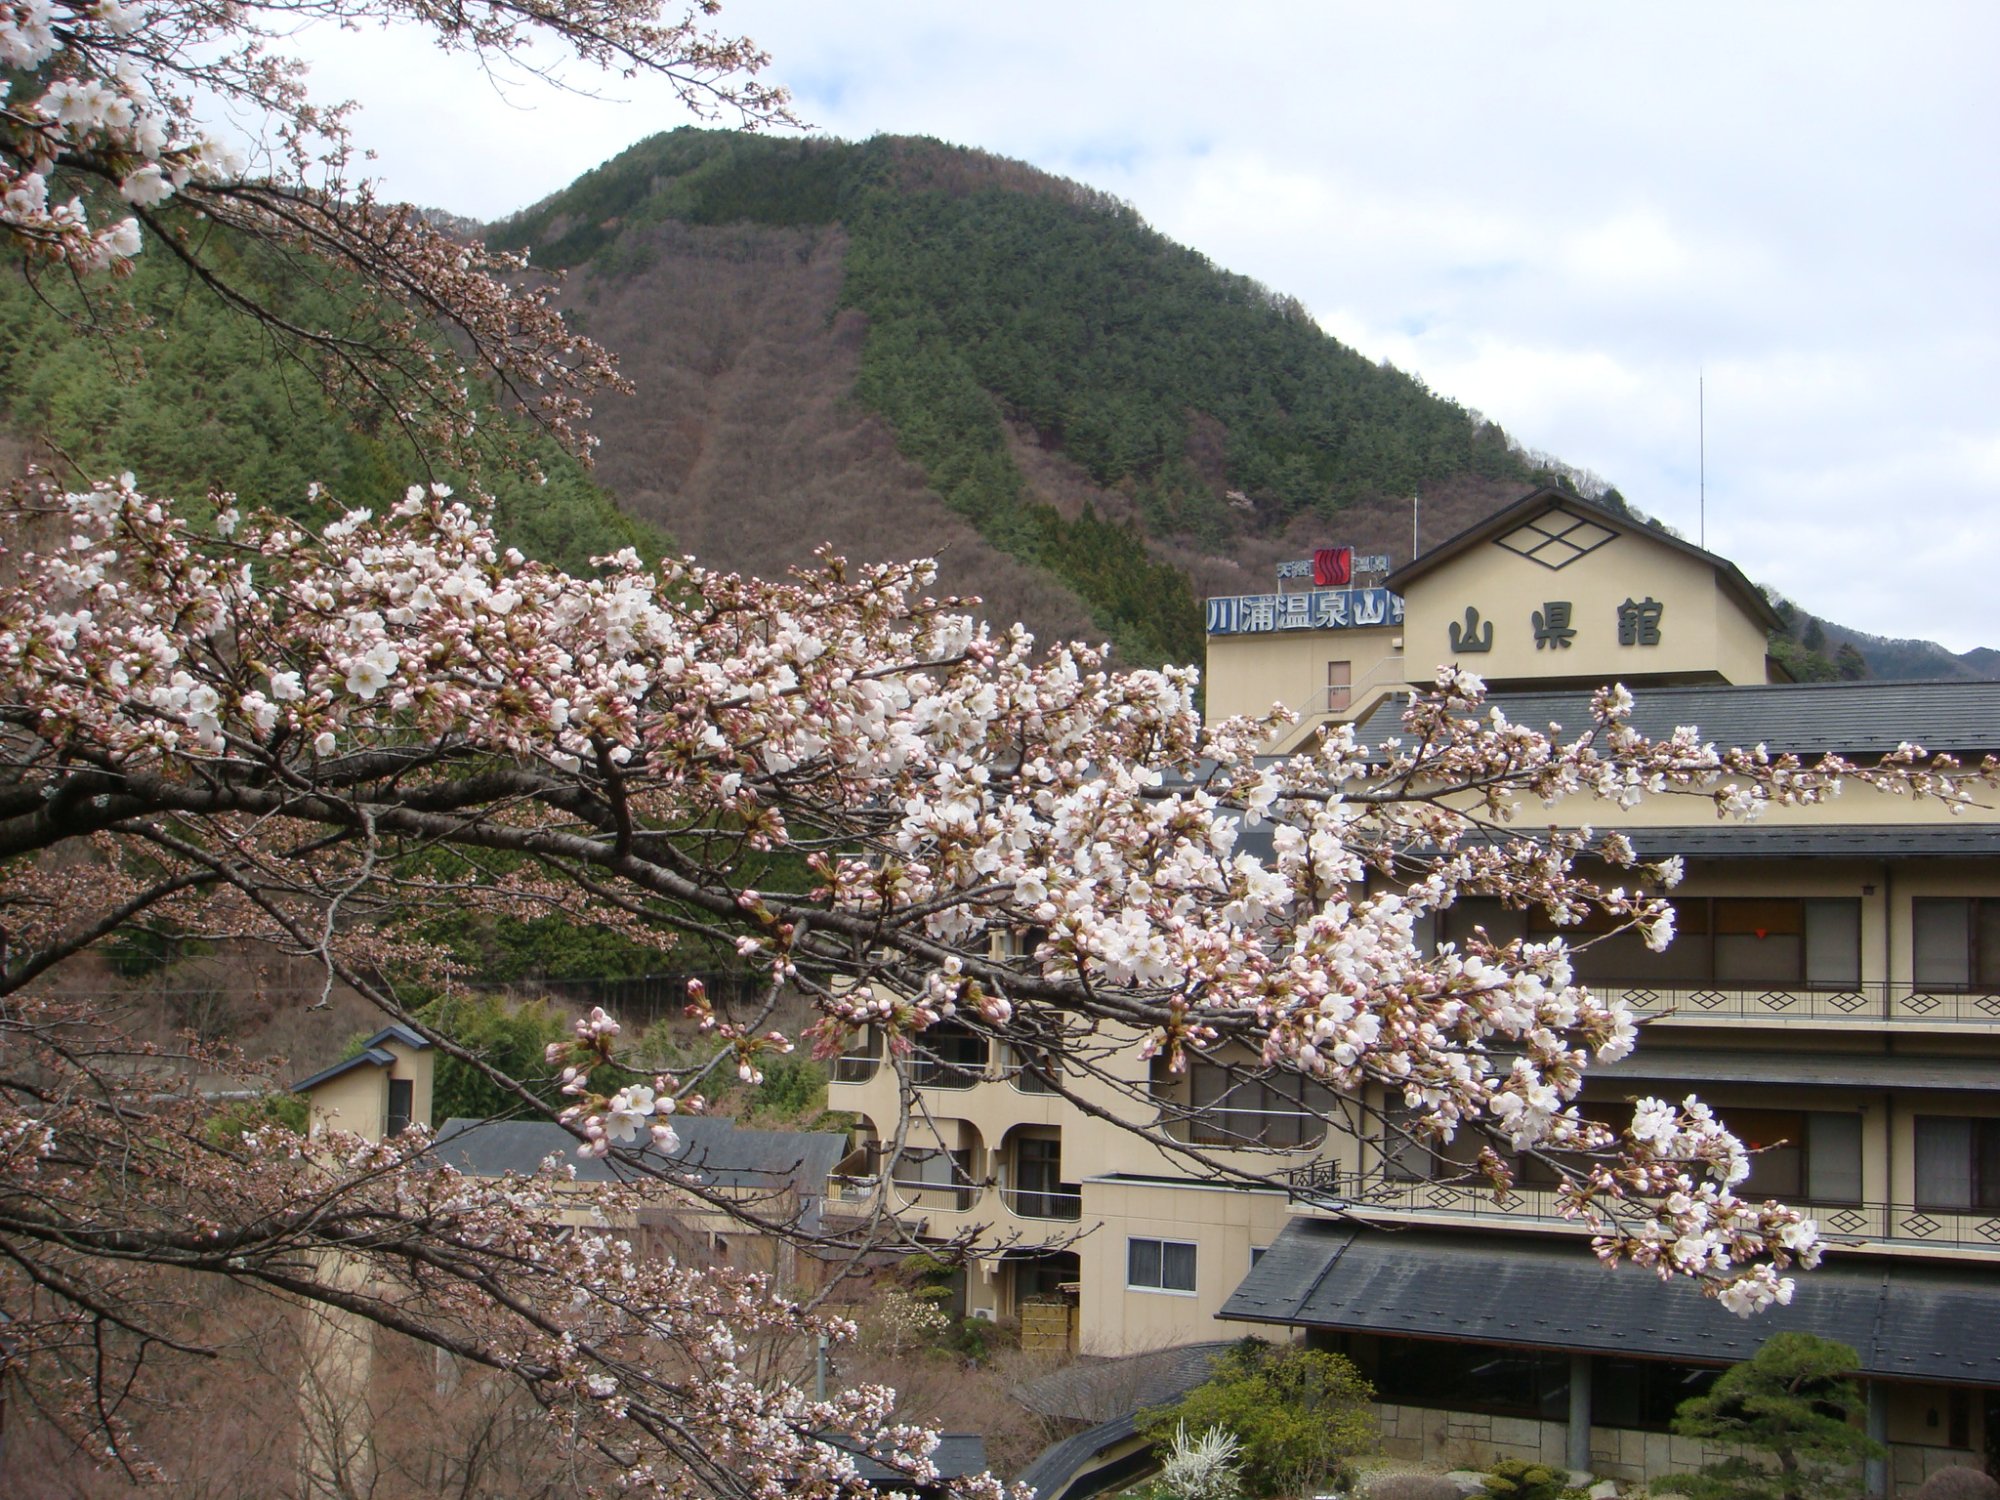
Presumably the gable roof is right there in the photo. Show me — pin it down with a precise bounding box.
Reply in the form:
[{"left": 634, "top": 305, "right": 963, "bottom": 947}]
[
  {"left": 432, "top": 1115, "right": 848, "bottom": 1192},
  {"left": 290, "top": 1024, "right": 432, "bottom": 1093},
  {"left": 1386, "top": 488, "right": 1784, "bottom": 632},
  {"left": 844, "top": 1434, "right": 990, "bottom": 1486}
]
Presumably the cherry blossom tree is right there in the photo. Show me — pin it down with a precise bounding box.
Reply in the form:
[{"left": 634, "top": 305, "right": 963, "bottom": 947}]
[
  {"left": 3, "top": 4, "right": 1997, "bottom": 1493},
  {"left": 1, "top": 471, "right": 1993, "bottom": 1491}
]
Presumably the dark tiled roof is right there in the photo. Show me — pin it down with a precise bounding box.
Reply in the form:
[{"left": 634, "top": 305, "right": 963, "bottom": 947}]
[
  {"left": 1222, "top": 1221, "right": 2000, "bottom": 1384},
  {"left": 1595, "top": 1048, "right": 2000, "bottom": 1093},
  {"left": 1016, "top": 1415, "right": 1150, "bottom": 1500},
  {"left": 432, "top": 1116, "right": 846, "bottom": 1191},
  {"left": 1477, "top": 679, "right": 2000, "bottom": 756},
  {"left": 847, "top": 1434, "right": 990, "bottom": 1485},
  {"left": 290, "top": 1025, "right": 432, "bottom": 1093},
  {"left": 1014, "top": 1340, "right": 1232, "bottom": 1421},
  {"left": 1013, "top": 1342, "right": 1241, "bottom": 1499}
]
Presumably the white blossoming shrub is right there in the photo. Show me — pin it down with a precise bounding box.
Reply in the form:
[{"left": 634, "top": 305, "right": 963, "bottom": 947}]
[{"left": 1158, "top": 1422, "right": 1245, "bottom": 1500}]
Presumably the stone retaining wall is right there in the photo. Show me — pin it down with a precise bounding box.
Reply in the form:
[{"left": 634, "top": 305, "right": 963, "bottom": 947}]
[{"left": 1373, "top": 1402, "right": 1976, "bottom": 1495}]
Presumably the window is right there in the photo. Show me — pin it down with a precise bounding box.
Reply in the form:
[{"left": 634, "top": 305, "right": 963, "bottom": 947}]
[
  {"left": 1915, "top": 1116, "right": 2000, "bottom": 1210},
  {"left": 1438, "top": 898, "right": 1529, "bottom": 948},
  {"left": 892, "top": 1146, "right": 976, "bottom": 1206},
  {"left": 1127, "top": 1237, "right": 1197, "bottom": 1293},
  {"left": 1187, "top": 1063, "right": 1332, "bottom": 1148},
  {"left": 1914, "top": 899, "right": 2000, "bottom": 990},
  {"left": 386, "top": 1077, "right": 414, "bottom": 1137},
  {"left": 1010, "top": 1042, "right": 1059, "bottom": 1094},
  {"left": 911, "top": 1020, "right": 986, "bottom": 1088},
  {"left": 1529, "top": 897, "right": 1860, "bottom": 989},
  {"left": 1381, "top": 1100, "right": 1433, "bottom": 1182},
  {"left": 1591, "top": 1357, "right": 1722, "bottom": 1432},
  {"left": 1719, "top": 1110, "right": 1863, "bottom": 1202},
  {"left": 1011, "top": 1135, "right": 1077, "bottom": 1219},
  {"left": 1326, "top": 660, "right": 1352, "bottom": 714},
  {"left": 1711, "top": 898, "right": 1860, "bottom": 987},
  {"left": 1371, "top": 1337, "right": 1572, "bottom": 1421}
]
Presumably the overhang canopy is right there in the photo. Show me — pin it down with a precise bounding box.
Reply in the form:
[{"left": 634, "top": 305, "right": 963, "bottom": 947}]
[
  {"left": 1222, "top": 1220, "right": 2000, "bottom": 1386},
  {"left": 1594, "top": 1048, "right": 2000, "bottom": 1093}
]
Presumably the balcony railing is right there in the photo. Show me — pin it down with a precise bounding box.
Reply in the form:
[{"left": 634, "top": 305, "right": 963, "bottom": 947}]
[
  {"left": 1600, "top": 980, "right": 2000, "bottom": 1027},
  {"left": 1156, "top": 1106, "right": 1328, "bottom": 1151},
  {"left": 830, "top": 1053, "right": 879, "bottom": 1084},
  {"left": 1289, "top": 1165, "right": 2000, "bottom": 1252},
  {"left": 909, "top": 1054, "right": 986, "bottom": 1089},
  {"left": 1001, "top": 1184, "right": 1083, "bottom": 1221},
  {"left": 834, "top": 1174, "right": 982, "bottom": 1212}
]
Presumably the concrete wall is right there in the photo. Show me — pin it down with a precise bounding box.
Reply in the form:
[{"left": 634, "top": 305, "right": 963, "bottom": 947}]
[
  {"left": 1203, "top": 626, "right": 1403, "bottom": 729},
  {"left": 1072, "top": 1176, "right": 1294, "bottom": 1354}
]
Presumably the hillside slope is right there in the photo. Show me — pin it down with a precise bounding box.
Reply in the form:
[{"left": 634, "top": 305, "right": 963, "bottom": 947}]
[
  {"left": 498, "top": 130, "right": 1567, "bottom": 667},
  {"left": 0, "top": 225, "right": 659, "bottom": 576}
]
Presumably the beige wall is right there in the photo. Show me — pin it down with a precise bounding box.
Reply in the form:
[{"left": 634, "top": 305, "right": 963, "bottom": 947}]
[
  {"left": 1203, "top": 627, "right": 1403, "bottom": 731},
  {"left": 1399, "top": 522, "right": 1771, "bottom": 689},
  {"left": 1072, "top": 1177, "right": 1293, "bottom": 1354},
  {"left": 1203, "top": 506, "right": 1780, "bottom": 750}
]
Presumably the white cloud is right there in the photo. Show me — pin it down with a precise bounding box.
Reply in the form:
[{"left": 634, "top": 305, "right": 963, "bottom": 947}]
[{"left": 278, "top": 1, "right": 2000, "bottom": 651}]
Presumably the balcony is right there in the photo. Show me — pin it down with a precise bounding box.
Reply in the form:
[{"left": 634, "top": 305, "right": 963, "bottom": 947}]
[
  {"left": 910, "top": 1021, "right": 990, "bottom": 1090},
  {"left": 1000, "top": 1184, "right": 1083, "bottom": 1221},
  {"left": 1288, "top": 1164, "right": 2000, "bottom": 1255},
  {"left": 1603, "top": 980, "right": 2000, "bottom": 1028},
  {"left": 830, "top": 1033, "right": 880, "bottom": 1084},
  {"left": 829, "top": 1174, "right": 982, "bottom": 1215}
]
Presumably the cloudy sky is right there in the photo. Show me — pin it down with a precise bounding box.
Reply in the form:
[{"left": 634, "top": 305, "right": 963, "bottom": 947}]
[{"left": 294, "top": 2, "right": 1999, "bottom": 652}]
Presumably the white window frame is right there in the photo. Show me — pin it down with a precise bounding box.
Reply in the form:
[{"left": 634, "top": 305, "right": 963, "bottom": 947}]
[{"left": 1126, "top": 1236, "right": 1198, "bottom": 1295}]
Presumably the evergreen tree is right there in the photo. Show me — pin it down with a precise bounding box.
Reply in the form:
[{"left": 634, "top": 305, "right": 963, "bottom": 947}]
[{"left": 1670, "top": 1333, "right": 1885, "bottom": 1500}]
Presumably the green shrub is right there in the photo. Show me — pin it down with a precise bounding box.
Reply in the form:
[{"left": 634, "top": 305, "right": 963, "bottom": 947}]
[
  {"left": 418, "top": 993, "right": 569, "bottom": 1123},
  {"left": 1142, "top": 1338, "right": 1377, "bottom": 1498},
  {"left": 740, "top": 1055, "right": 828, "bottom": 1123},
  {"left": 1483, "top": 1458, "right": 1564, "bottom": 1500}
]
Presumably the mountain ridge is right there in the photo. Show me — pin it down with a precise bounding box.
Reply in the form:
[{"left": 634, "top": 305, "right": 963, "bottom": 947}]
[{"left": 494, "top": 127, "right": 1995, "bottom": 681}]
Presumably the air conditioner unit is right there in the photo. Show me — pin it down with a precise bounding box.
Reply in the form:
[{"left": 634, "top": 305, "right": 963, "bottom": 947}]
[{"left": 970, "top": 1307, "right": 996, "bottom": 1322}]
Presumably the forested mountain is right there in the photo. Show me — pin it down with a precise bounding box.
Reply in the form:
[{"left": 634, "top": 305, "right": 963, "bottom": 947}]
[
  {"left": 489, "top": 129, "right": 1590, "bottom": 667},
  {"left": 488, "top": 128, "right": 1994, "bottom": 679}
]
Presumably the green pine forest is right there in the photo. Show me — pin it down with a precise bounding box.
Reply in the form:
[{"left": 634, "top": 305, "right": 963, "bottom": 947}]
[{"left": 0, "top": 226, "right": 661, "bottom": 576}]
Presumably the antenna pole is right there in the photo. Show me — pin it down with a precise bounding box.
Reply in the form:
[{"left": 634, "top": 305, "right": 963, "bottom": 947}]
[
  {"left": 1699, "top": 372, "right": 1706, "bottom": 549},
  {"left": 1412, "top": 492, "right": 1419, "bottom": 560}
]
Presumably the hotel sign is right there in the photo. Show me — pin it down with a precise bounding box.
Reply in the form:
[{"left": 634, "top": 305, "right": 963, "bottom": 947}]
[
  {"left": 1206, "top": 588, "right": 1406, "bottom": 635},
  {"left": 1275, "top": 552, "right": 1391, "bottom": 583}
]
